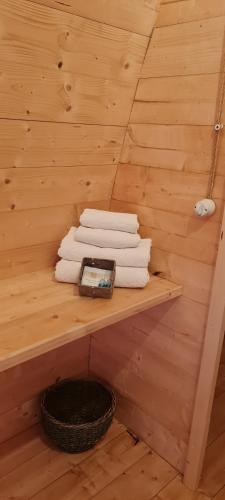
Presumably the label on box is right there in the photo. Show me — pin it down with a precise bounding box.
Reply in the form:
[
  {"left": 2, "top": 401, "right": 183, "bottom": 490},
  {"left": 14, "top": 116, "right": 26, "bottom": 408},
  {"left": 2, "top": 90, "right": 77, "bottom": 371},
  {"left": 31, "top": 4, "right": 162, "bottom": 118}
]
[{"left": 81, "top": 266, "right": 112, "bottom": 288}]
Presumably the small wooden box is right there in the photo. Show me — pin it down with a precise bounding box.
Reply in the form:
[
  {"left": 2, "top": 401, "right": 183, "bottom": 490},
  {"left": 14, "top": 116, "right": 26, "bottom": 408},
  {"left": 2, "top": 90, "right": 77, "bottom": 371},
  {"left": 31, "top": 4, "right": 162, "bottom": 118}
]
[{"left": 78, "top": 258, "right": 116, "bottom": 299}]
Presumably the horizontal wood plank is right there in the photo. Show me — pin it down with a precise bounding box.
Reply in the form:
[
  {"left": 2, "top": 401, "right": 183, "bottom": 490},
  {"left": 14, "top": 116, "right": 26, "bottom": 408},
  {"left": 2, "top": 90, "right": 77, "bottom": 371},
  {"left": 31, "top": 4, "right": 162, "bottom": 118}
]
[
  {"left": 0, "top": 165, "right": 116, "bottom": 212},
  {"left": 0, "top": 422, "right": 127, "bottom": 499},
  {"left": 142, "top": 17, "right": 225, "bottom": 78},
  {"left": 1, "top": 0, "right": 147, "bottom": 83},
  {"left": 27, "top": 0, "right": 160, "bottom": 36},
  {"left": 0, "top": 120, "right": 124, "bottom": 168},
  {"left": 113, "top": 164, "right": 225, "bottom": 217},
  {"left": 0, "top": 269, "right": 182, "bottom": 372},
  {"left": 132, "top": 74, "right": 218, "bottom": 125},
  {"left": 92, "top": 451, "right": 176, "bottom": 500},
  {"left": 158, "top": 0, "right": 225, "bottom": 27},
  {"left": 0, "top": 64, "right": 136, "bottom": 126},
  {"left": 121, "top": 124, "right": 213, "bottom": 173},
  {"left": 155, "top": 475, "right": 209, "bottom": 500},
  {"left": 0, "top": 205, "right": 76, "bottom": 251}
]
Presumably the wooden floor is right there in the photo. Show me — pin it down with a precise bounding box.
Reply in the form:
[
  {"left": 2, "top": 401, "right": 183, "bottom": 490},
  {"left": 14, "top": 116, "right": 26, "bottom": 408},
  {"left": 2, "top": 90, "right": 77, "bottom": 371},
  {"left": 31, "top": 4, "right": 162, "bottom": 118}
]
[{"left": 0, "top": 417, "right": 222, "bottom": 500}]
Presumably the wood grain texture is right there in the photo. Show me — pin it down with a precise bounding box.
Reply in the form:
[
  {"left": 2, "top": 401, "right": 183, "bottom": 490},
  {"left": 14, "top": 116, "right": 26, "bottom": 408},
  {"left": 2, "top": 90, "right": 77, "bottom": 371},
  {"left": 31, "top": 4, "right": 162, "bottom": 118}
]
[
  {"left": 0, "top": 120, "right": 124, "bottom": 168},
  {"left": 0, "top": 165, "right": 116, "bottom": 212},
  {"left": 0, "top": 421, "right": 128, "bottom": 499},
  {"left": 113, "top": 164, "right": 225, "bottom": 219},
  {"left": 0, "top": 0, "right": 149, "bottom": 276},
  {"left": 0, "top": 421, "right": 215, "bottom": 500},
  {"left": 142, "top": 17, "right": 225, "bottom": 78},
  {"left": 121, "top": 125, "right": 213, "bottom": 173},
  {"left": 0, "top": 205, "right": 76, "bottom": 251},
  {"left": 132, "top": 74, "right": 218, "bottom": 125},
  {"left": 0, "top": 269, "right": 182, "bottom": 372},
  {"left": 97, "top": 0, "right": 225, "bottom": 478},
  {"left": 158, "top": 0, "right": 225, "bottom": 27},
  {"left": 28, "top": 0, "right": 160, "bottom": 36},
  {"left": 0, "top": 336, "right": 89, "bottom": 444},
  {"left": 0, "top": 64, "right": 136, "bottom": 126},
  {"left": 90, "top": 308, "right": 201, "bottom": 470},
  {"left": 1, "top": 1, "right": 147, "bottom": 83}
]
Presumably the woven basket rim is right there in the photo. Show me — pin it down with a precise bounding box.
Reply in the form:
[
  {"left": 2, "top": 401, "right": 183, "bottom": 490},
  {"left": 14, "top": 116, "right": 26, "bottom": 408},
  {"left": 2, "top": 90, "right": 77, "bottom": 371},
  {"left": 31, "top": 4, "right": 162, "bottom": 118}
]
[{"left": 41, "top": 377, "right": 116, "bottom": 430}]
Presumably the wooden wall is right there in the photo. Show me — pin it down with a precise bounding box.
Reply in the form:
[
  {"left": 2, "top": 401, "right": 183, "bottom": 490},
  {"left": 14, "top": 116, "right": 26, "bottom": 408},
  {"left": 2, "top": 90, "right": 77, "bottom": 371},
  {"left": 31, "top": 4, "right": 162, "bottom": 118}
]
[
  {"left": 0, "top": 336, "right": 90, "bottom": 445},
  {"left": 90, "top": 0, "right": 225, "bottom": 472},
  {"left": 0, "top": 0, "right": 159, "bottom": 279}
]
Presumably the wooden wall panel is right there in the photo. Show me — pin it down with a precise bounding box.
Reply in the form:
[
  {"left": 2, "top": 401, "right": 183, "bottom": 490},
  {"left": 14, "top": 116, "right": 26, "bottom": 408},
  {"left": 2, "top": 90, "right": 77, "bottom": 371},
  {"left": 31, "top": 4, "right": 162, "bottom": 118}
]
[
  {"left": 28, "top": 0, "right": 159, "bottom": 36},
  {"left": 132, "top": 74, "right": 219, "bottom": 125},
  {"left": 0, "top": 65, "right": 136, "bottom": 126},
  {"left": 1, "top": 1, "right": 147, "bottom": 83},
  {"left": 0, "top": 166, "right": 116, "bottom": 212},
  {"left": 0, "top": 121, "right": 123, "bottom": 169},
  {"left": 158, "top": 0, "right": 225, "bottom": 27},
  {"left": 90, "top": 0, "right": 225, "bottom": 471},
  {"left": 142, "top": 17, "right": 225, "bottom": 78},
  {"left": 0, "top": 0, "right": 148, "bottom": 277},
  {"left": 121, "top": 124, "right": 213, "bottom": 173},
  {"left": 0, "top": 336, "right": 89, "bottom": 444}
]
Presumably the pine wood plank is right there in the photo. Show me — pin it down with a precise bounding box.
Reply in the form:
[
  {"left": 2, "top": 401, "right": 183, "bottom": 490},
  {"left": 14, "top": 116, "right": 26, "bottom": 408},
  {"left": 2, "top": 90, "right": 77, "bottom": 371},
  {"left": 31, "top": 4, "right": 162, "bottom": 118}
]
[
  {"left": 29, "top": 0, "right": 159, "bottom": 36},
  {"left": 121, "top": 124, "right": 213, "bottom": 173},
  {"left": 0, "top": 420, "right": 126, "bottom": 499},
  {"left": 0, "top": 64, "right": 136, "bottom": 126},
  {"left": 142, "top": 17, "right": 225, "bottom": 78},
  {"left": 140, "top": 226, "right": 218, "bottom": 266},
  {"left": 0, "top": 120, "right": 124, "bottom": 168},
  {"left": 32, "top": 431, "right": 149, "bottom": 499},
  {"left": 113, "top": 164, "right": 225, "bottom": 219},
  {"left": 0, "top": 425, "right": 47, "bottom": 480},
  {"left": 0, "top": 205, "right": 76, "bottom": 251},
  {"left": 132, "top": 74, "right": 218, "bottom": 126},
  {"left": 91, "top": 450, "right": 176, "bottom": 500},
  {"left": 0, "top": 337, "right": 89, "bottom": 417},
  {"left": 0, "top": 270, "right": 182, "bottom": 372},
  {"left": 155, "top": 475, "right": 209, "bottom": 500},
  {"left": 91, "top": 313, "right": 202, "bottom": 442},
  {"left": 113, "top": 391, "right": 187, "bottom": 472},
  {"left": 158, "top": 0, "right": 225, "bottom": 27},
  {"left": 0, "top": 166, "right": 116, "bottom": 212},
  {"left": 1, "top": 0, "right": 147, "bottom": 83},
  {"left": 0, "top": 241, "right": 59, "bottom": 280}
]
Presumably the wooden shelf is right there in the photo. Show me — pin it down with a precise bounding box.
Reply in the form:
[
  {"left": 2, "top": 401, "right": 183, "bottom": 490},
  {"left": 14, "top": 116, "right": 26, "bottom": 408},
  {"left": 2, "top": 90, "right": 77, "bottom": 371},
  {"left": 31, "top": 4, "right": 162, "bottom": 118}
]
[{"left": 0, "top": 269, "right": 182, "bottom": 373}]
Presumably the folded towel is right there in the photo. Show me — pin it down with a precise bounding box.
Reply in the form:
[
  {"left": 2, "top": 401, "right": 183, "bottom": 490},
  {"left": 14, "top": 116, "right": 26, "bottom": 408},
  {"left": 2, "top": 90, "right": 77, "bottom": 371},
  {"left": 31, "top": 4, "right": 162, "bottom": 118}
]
[
  {"left": 80, "top": 209, "right": 139, "bottom": 234},
  {"left": 55, "top": 259, "right": 149, "bottom": 289},
  {"left": 59, "top": 227, "right": 151, "bottom": 268},
  {"left": 74, "top": 226, "right": 140, "bottom": 249}
]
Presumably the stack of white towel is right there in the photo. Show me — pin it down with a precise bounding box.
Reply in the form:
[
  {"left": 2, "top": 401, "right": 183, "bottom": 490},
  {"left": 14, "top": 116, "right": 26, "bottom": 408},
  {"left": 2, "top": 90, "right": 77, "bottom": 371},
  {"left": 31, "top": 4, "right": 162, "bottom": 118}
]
[{"left": 55, "top": 209, "right": 152, "bottom": 288}]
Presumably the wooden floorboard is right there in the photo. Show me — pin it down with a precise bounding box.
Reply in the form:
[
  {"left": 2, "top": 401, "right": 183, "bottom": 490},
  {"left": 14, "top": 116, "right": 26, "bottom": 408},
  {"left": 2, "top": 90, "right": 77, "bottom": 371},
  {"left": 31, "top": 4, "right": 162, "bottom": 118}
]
[{"left": 0, "top": 417, "right": 218, "bottom": 500}]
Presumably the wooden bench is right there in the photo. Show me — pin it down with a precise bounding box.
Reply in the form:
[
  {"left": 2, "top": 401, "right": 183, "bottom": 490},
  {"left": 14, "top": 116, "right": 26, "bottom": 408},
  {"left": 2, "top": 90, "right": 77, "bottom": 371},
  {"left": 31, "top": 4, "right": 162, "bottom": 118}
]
[{"left": 0, "top": 269, "right": 182, "bottom": 373}]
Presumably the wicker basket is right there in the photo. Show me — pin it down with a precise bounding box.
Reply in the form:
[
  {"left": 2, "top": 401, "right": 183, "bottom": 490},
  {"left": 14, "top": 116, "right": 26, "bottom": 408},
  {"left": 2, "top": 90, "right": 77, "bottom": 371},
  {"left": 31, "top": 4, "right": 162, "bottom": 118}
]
[{"left": 41, "top": 378, "right": 116, "bottom": 453}]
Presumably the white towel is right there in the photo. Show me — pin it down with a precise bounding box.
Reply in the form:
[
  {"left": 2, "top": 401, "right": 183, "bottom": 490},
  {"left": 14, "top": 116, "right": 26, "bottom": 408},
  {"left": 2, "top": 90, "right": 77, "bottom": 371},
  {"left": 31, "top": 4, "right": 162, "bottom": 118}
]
[
  {"left": 59, "top": 227, "right": 151, "bottom": 268},
  {"left": 55, "top": 260, "right": 149, "bottom": 289},
  {"left": 74, "top": 226, "right": 140, "bottom": 249},
  {"left": 80, "top": 209, "right": 139, "bottom": 234}
]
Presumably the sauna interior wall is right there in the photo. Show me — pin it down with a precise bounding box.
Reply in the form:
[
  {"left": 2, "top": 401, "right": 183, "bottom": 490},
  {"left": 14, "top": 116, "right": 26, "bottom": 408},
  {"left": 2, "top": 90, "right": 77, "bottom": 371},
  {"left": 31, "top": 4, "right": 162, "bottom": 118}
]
[
  {"left": 90, "top": 0, "right": 225, "bottom": 472},
  {"left": 0, "top": 0, "right": 159, "bottom": 279},
  {"left": 0, "top": 0, "right": 159, "bottom": 447}
]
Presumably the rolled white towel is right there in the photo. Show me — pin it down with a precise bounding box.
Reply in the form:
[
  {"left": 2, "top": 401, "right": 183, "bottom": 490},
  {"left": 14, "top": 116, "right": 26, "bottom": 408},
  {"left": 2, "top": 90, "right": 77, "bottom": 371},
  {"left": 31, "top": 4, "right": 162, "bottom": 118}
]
[
  {"left": 74, "top": 226, "right": 140, "bottom": 249},
  {"left": 55, "top": 259, "right": 149, "bottom": 289},
  {"left": 80, "top": 209, "right": 139, "bottom": 234},
  {"left": 59, "top": 227, "right": 151, "bottom": 268}
]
